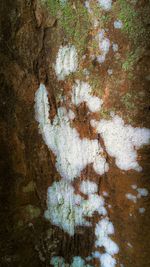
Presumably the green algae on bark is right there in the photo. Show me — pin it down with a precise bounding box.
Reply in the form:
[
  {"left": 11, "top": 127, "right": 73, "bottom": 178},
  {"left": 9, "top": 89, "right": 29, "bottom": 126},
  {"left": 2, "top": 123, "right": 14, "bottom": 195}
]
[{"left": 42, "top": 0, "right": 90, "bottom": 55}]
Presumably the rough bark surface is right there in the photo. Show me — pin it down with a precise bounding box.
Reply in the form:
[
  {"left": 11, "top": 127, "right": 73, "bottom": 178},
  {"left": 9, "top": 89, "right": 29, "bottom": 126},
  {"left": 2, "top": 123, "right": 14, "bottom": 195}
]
[{"left": 0, "top": 1, "right": 150, "bottom": 267}]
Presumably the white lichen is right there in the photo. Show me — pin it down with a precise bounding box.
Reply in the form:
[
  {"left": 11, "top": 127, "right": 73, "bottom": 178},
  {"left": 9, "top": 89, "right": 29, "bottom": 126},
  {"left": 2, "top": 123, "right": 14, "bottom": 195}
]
[
  {"left": 99, "top": 38, "right": 110, "bottom": 55},
  {"left": 126, "top": 193, "right": 137, "bottom": 203},
  {"left": 72, "top": 256, "right": 93, "bottom": 267},
  {"left": 112, "top": 43, "right": 118, "bottom": 52},
  {"left": 93, "top": 19, "right": 99, "bottom": 28},
  {"left": 136, "top": 188, "right": 148, "bottom": 197},
  {"left": 54, "top": 45, "right": 78, "bottom": 80},
  {"left": 51, "top": 256, "right": 93, "bottom": 267},
  {"left": 114, "top": 20, "right": 123, "bottom": 29},
  {"left": 35, "top": 84, "right": 108, "bottom": 181},
  {"left": 91, "top": 114, "right": 150, "bottom": 172},
  {"left": 67, "top": 109, "right": 76, "bottom": 120},
  {"left": 85, "top": 0, "right": 92, "bottom": 14},
  {"left": 34, "top": 83, "right": 50, "bottom": 130},
  {"left": 96, "top": 30, "right": 111, "bottom": 63},
  {"left": 71, "top": 80, "right": 103, "bottom": 112},
  {"left": 51, "top": 256, "right": 66, "bottom": 267},
  {"left": 100, "top": 253, "right": 116, "bottom": 267},
  {"left": 107, "top": 69, "right": 113, "bottom": 75},
  {"left": 103, "top": 191, "right": 109, "bottom": 197},
  {"left": 126, "top": 187, "right": 148, "bottom": 203},
  {"left": 95, "top": 218, "right": 119, "bottom": 256},
  {"left": 60, "top": 0, "right": 67, "bottom": 5},
  {"left": 80, "top": 180, "right": 98, "bottom": 195},
  {"left": 45, "top": 180, "right": 106, "bottom": 236},
  {"left": 131, "top": 184, "right": 137, "bottom": 190},
  {"left": 93, "top": 251, "right": 117, "bottom": 267},
  {"left": 98, "top": 0, "right": 112, "bottom": 11}
]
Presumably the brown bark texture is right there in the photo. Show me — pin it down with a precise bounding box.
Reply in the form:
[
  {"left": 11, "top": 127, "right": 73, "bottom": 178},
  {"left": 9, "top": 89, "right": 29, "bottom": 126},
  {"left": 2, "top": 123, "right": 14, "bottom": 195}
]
[{"left": 0, "top": 1, "right": 150, "bottom": 267}]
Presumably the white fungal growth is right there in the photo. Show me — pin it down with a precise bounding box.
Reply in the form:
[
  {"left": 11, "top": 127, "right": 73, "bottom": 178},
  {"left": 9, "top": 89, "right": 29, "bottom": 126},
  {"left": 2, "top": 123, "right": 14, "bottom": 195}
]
[
  {"left": 95, "top": 218, "right": 119, "bottom": 256},
  {"left": 71, "top": 80, "right": 103, "bottom": 112},
  {"left": 35, "top": 84, "right": 108, "bottom": 181},
  {"left": 82, "top": 193, "right": 107, "bottom": 216},
  {"left": 131, "top": 184, "right": 137, "bottom": 190},
  {"left": 136, "top": 188, "right": 149, "bottom": 197},
  {"left": 54, "top": 45, "right": 78, "bottom": 80},
  {"left": 100, "top": 253, "right": 116, "bottom": 267},
  {"left": 126, "top": 193, "right": 137, "bottom": 203},
  {"left": 107, "top": 69, "right": 113, "bottom": 75},
  {"left": 91, "top": 114, "right": 150, "bottom": 172},
  {"left": 99, "top": 38, "right": 111, "bottom": 54},
  {"left": 67, "top": 109, "right": 76, "bottom": 120},
  {"left": 51, "top": 256, "right": 93, "bottom": 267},
  {"left": 72, "top": 256, "right": 93, "bottom": 267},
  {"left": 126, "top": 187, "right": 148, "bottom": 203},
  {"left": 50, "top": 256, "right": 65, "bottom": 267},
  {"left": 45, "top": 180, "right": 106, "bottom": 236},
  {"left": 60, "top": 0, "right": 67, "bottom": 4},
  {"left": 93, "top": 252, "right": 117, "bottom": 267},
  {"left": 93, "top": 218, "right": 119, "bottom": 267},
  {"left": 114, "top": 20, "right": 123, "bottom": 29},
  {"left": 34, "top": 84, "right": 50, "bottom": 130},
  {"left": 85, "top": 0, "right": 92, "bottom": 14},
  {"left": 98, "top": 29, "right": 105, "bottom": 40},
  {"left": 93, "top": 19, "right": 99, "bottom": 28},
  {"left": 96, "top": 30, "right": 111, "bottom": 63},
  {"left": 103, "top": 191, "right": 109, "bottom": 197},
  {"left": 80, "top": 180, "right": 98, "bottom": 195},
  {"left": 112, "top": 43, "right": 118, "bottom": 52},
  {"left": 98, "top": 0, "right": 112, "bottom": 11}
]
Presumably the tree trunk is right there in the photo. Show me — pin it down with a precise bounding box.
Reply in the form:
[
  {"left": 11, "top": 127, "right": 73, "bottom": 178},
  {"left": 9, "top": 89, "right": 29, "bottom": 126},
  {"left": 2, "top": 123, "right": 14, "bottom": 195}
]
[{"left": 0, "top": 1, "right": 150, "bottom": 267}]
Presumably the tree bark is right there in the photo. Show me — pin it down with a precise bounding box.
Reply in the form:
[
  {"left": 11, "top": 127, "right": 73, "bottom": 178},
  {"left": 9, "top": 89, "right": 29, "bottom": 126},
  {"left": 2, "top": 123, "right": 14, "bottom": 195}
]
[{"left": 0, "top": 1, "right": 150, "bottom": 267}]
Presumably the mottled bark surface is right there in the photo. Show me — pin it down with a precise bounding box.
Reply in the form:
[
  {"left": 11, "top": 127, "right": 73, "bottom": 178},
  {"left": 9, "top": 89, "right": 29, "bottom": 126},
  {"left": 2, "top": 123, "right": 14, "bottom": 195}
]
[{"left": 0, "top": 0, "right": 150, "bottom": 267}]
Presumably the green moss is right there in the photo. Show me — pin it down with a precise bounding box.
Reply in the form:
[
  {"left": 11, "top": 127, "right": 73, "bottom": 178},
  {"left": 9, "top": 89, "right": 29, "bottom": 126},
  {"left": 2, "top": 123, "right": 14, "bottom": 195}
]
[
  {"left": 116, "top": 0, "right": 150, "bottom": 46},
  {"left": 118, "top": 0, "right": 137, "bottom": 36},
  {"left": 121, "top": 92, "right": 135, "bottom": 110},
  {"left": 44, "top": 0, "right": 90, "bottom": 55},
  {"left": 25, "top": 205, "right": 41, "bottom": 220},
  {"left": 121, "top": 48, "right": 141, "bottom": 80},
  {"left": 101, "top": 14, "right": 111, "bottom": 26},
  {"left": 100, "top": 109, "right": 111, "bottom": 119},
  {"left": 88, "top": 2, "right": 101, "bottom": 18},
  {"left": 22, "top": 181, "right": 35, "bottom": 193},
  {"left": 90, "top": 77, "right": 103, "bottom": 98},
  {"left": 42, "top": 0, "right": 60, "bottom": 17},
  {"left": 72, "top": 69, "right": 86, "bottom": 81},
  {"left": 91, "top": 1, "right": 111, "bottom": 24},
  {"left": 122, "top": 52, "right": 137, "bottom": 71}
]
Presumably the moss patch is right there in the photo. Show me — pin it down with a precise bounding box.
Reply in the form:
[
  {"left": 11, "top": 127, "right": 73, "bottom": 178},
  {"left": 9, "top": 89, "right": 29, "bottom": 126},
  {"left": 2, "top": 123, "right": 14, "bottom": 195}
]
[
  {"left": 25, "top": 205, "right": 41, "bottom": 220},
  {"left": 114, "top": 0, "right": 150, "bottom": 46},
  {"left": 121, "top": 48, "right": 141, "bottom": 80},
  {"left": 44, "top": 0, "right": 90, "bottom": 55},
  {"left": 22, "top": 181, "right": 35, "bottom": 193},
  {"left": 121, "top": 92, "right": 136, "bottom": 110}
]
